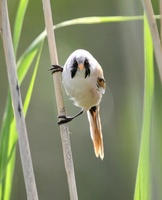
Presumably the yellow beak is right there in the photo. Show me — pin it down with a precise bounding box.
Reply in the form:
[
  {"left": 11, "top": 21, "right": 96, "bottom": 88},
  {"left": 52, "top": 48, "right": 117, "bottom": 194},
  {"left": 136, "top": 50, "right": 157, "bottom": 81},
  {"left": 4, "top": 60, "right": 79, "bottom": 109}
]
[{"left": 78, "top": 63, "right": 84, "bottom": 70}]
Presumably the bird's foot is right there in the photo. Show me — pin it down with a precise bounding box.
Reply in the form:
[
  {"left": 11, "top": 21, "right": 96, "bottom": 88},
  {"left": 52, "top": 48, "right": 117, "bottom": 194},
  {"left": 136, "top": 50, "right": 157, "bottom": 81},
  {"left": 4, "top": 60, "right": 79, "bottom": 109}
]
[
  {"left": 48, "top": 65, "right": 63, "bottom": 74},
  {"left": 57, "top": 115, "right": 73, "bottom": 125}
]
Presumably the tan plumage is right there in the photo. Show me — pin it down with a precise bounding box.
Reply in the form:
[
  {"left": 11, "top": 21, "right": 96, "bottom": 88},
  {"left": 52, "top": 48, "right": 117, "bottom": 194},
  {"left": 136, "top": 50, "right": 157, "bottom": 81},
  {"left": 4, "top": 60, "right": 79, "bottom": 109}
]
[{"left": 87, "top": 105, "right": 104, "bottom": 159}]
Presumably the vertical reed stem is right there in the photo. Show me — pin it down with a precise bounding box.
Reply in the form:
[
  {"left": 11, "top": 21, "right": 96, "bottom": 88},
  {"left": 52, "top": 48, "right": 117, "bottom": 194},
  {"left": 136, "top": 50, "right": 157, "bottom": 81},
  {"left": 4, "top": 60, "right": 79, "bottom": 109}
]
[{"left": 42, "top": 1, "right": 78, "bottom": 199}]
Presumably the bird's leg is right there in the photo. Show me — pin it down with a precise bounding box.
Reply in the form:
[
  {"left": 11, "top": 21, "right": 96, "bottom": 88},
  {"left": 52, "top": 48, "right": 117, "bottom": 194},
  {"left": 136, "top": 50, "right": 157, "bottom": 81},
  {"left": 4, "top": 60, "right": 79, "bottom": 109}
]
[
  {"left": 48, "top": 65, "right": 63, "bottom": 74},
  {"left": 49, "top": 65, "right": 83, "bottom": 125},
  {"left": 57, "top": 109, "right": 84, "bottom": 125}
]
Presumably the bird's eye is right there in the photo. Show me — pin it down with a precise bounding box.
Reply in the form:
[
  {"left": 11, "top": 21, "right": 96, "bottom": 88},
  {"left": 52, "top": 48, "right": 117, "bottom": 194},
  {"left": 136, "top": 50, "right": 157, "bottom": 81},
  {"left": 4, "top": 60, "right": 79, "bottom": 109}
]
[
  {"left": 97, "top": 77, "right": 106, "bottom": 89},
  {"left": 99, "top": 78, "right": 105, "bottom": 82}
]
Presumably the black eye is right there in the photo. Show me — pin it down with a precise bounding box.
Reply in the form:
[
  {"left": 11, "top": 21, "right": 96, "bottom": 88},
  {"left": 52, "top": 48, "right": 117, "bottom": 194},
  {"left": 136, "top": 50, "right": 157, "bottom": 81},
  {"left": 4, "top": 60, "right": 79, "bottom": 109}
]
[
  {"left": 70, "top": 59, "right": 78, "bottom": 78},
  {"left": 99, "top": 78, "right": 104, "bottom": 82}
]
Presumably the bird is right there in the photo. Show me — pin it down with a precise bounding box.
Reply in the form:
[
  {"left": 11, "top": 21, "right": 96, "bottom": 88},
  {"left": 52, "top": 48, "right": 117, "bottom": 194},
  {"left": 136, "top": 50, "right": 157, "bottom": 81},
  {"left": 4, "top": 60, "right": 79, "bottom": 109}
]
[{"left": 49, "top": 49, "right": 106, "bottom": 160}]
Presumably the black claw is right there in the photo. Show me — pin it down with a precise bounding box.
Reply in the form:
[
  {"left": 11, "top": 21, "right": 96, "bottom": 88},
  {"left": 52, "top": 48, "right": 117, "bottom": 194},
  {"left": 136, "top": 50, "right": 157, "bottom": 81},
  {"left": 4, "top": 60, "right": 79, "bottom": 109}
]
[
  {"left": 48, "top": 65, "right": 63, "bottom": 74},
  {"left": 57, "top": 115, "right": 73, "bottom": 125},
  {"left": 57, "top": 115, "right": 67, "bottom": 119},
  {"left": 57, "top": 109, "right": 84, "bottom": 125}
]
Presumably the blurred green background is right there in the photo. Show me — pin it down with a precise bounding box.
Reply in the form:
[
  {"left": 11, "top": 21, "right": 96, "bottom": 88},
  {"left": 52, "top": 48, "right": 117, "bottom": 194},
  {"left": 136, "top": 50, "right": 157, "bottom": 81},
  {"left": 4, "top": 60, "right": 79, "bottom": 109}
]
[{"left": 1, "top": 0, "right": 162, "bottom": 199}]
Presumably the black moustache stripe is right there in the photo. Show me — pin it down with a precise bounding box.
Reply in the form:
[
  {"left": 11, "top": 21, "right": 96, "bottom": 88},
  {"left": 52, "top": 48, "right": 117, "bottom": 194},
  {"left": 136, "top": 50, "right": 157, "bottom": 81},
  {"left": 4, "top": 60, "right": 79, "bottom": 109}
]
[
  {"left": 84, "top": 59, "right": 90, "bottom": 78},
  {"left": 85, "top": 67, "right": 90, "bottom": 78},
  {"left": 71, "top": 60, "right": 78, "bottom": 78},
  {"left": 70, "top": 59, "right": 91, "bottom": 79},
  {"left": 71, "top": 67, "right": 77, "bottom": 78}
]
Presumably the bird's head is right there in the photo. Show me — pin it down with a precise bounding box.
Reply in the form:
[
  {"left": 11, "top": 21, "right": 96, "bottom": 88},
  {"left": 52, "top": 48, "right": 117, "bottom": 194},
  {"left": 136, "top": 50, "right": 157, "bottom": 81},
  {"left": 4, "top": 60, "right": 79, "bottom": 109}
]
[{"left": 70, "top": 54, "right": 91, "bottom": 78}]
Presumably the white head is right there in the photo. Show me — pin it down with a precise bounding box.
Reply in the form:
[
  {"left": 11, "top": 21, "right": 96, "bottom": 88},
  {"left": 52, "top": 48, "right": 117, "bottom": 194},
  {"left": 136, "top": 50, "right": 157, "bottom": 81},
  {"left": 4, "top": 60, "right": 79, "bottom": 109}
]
[{"left": 64, "top": 49, "right": 100, "bottom": 79}]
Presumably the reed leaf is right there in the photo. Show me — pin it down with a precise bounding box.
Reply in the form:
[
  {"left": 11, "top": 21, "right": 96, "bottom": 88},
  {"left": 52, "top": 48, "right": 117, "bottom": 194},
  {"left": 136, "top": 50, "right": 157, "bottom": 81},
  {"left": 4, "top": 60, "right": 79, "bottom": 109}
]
[{"left": 134, "top": 14, "right": 154, "bottom": 200}]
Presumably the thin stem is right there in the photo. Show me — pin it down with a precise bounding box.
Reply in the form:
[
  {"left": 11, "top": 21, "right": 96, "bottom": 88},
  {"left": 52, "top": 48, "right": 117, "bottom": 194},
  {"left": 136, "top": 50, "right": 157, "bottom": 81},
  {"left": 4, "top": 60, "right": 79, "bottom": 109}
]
[
  {"left": 41, "top": 0, "right": 78, "bottom": 200},
  {"left": 0, "top": 0, "right": 38, "bottom": 199},
  {"left": 160, "top": 0, "right": 162, "bottom": 42}
]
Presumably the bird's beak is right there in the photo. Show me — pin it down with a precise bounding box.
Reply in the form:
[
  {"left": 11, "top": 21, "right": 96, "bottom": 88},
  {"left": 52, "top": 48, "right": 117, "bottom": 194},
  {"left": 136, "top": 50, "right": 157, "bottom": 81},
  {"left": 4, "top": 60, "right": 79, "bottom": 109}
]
[{"left": 78, "top": 63, "right": 84, "bottom": 70}]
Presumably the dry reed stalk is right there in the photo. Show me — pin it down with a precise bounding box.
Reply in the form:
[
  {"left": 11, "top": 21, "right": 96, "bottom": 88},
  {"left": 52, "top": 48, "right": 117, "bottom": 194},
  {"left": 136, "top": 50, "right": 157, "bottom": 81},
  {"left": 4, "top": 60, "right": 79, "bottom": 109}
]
[{"left": 42, "top": 0, "right": 78, "bottom": 199}]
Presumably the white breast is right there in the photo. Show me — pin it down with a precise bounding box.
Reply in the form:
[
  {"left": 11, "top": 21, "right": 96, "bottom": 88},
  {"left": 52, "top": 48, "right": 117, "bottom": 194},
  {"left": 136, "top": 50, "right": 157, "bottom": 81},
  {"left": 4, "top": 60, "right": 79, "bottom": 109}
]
[
  {"left": 62, "top": 49, "right": 105, "bottom": 110},
  {"left": 62, "top": 67, "right": 103, "bottom": 110}
]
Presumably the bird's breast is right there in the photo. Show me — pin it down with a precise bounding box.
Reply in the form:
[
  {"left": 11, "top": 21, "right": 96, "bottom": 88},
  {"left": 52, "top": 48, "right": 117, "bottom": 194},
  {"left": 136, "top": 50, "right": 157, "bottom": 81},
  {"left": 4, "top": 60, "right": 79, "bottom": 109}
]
[{"left": 62, "top": 71, "right": 102, "bottom": 110}]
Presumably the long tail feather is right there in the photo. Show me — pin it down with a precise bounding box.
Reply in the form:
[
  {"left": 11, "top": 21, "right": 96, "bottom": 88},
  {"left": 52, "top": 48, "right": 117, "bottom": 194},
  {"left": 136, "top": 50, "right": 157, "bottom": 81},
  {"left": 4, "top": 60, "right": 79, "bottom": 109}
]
[{"left": 87, "top": 105, "right": 104, "bottom": 160}]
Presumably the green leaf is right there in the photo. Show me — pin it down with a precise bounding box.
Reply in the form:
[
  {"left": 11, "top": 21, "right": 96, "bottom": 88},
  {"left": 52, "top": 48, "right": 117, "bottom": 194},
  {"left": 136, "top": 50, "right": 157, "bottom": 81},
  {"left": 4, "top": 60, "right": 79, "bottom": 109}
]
[
  {"left": 17, "top": 45, "right": 39, "bottom": 84},
  {"left": 23, "top": 41, "right": 44, "bottom": 114},
  {"left": 17, "top": 31, "right": 46, "bottom": 84},
  {"left": 134, "top": 14, "right": 154, "bottom": 200},
  {"left": 17, "top": 15, "right": 161, "bottom": 60},
  {"left": 13, "top": 0, "right": 29, "bottom": 55},
  {"left": 0, "top": 93, "right": 17, "bottom": 200},
  {"left": 54, "top": 15, "right": 160, "bottom": 29}
]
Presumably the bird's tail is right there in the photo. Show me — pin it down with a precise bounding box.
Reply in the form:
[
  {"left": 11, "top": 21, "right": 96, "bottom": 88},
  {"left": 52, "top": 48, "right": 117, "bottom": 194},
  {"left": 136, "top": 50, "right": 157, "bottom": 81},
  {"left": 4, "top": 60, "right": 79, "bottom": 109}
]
[{"left": 87, "top": 105, "right": 104, "bottom": 160}]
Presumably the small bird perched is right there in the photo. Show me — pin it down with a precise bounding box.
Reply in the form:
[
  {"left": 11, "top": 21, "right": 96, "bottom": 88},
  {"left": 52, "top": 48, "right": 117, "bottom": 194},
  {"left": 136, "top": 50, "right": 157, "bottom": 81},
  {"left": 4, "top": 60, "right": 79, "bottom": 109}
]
[{"left": 49, "top": 49, "right": 106, "bottom": 160}]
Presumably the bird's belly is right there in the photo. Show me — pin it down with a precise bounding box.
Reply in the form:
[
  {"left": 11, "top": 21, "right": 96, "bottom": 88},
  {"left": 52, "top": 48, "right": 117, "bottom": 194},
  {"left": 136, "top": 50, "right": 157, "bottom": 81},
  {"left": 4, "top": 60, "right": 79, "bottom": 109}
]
[{"left": 63, "top": 76, "right": 102, "bottom": 110}]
